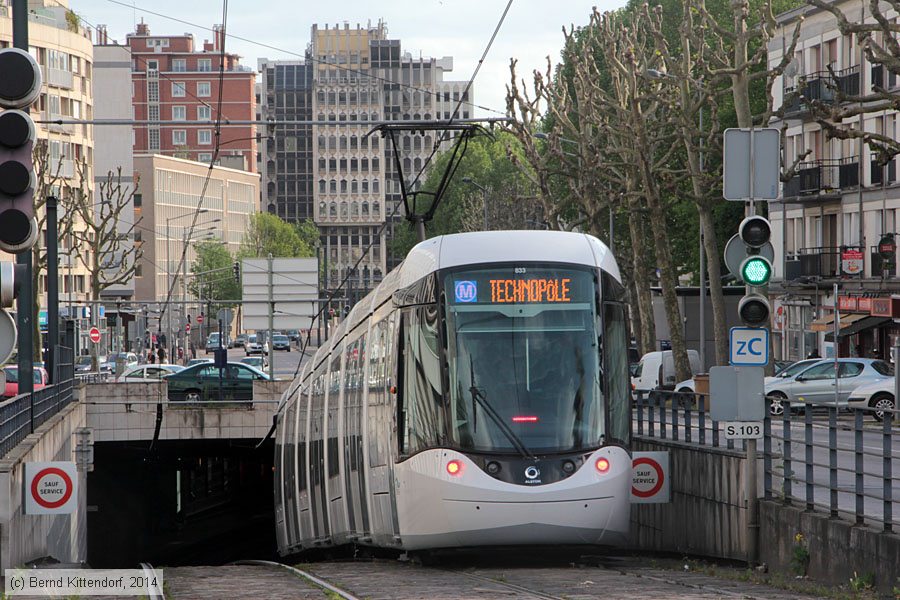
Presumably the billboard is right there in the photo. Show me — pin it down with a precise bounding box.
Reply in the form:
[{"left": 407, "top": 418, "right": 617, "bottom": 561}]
[{"left": 241, "top": 257, "right": 318, "bottom": 331}]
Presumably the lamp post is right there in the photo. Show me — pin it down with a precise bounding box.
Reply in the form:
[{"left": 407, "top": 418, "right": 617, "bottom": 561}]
[
  {"left": 533, "top": 132, "right": 614, "bottom": 251},
  {"left": 461, "top": 177, "right": 489, "bottom": 230},
  {"left": 165, "top": 210, "right": 208, "bottom": 359},
  {"left": 646, "top": 69, "right": 707, "bottom": 371}
]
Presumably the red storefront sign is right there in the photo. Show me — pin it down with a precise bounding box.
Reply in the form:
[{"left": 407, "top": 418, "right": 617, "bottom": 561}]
[
  {"left": 838, "top": 296, "right": 859, "bottom": 311},
  {"left": 870, "top": 296, "right": 900, "bottom": 317},
  {"left": 858, "top": 297, "right": 873, "bottom": 312}
]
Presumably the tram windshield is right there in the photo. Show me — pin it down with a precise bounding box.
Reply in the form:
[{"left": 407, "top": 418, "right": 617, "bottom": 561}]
[{"left": 443, "top": 266, "right": 604, "bottom": 454}]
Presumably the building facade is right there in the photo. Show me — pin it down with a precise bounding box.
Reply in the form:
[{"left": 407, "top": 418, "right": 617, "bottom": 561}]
[
  {"left": 0, "top": 0, "right": 95, "bottom": 349},
  {"left": 769, "top": 1, "right": 900, "bottom": 361},
  {"left": 256, "top": 22, "right": 474, "bottom": 297},
  {"left": 127, "top": 21, "right": 256, "bottom": 172}
]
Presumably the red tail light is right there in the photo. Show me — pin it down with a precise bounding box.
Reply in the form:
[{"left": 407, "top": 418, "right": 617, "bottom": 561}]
[
  {"left": 595, "top": 457, "right": 610, "bottom": 473},
  {"left": 446, "top": 460, "right": 463, "bottom": 476},
  {"left": 511, "top": 415, "right": 538, "bottom": 423}
]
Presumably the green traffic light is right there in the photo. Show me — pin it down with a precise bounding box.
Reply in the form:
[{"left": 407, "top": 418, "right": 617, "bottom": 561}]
[{"left": 741, "top": 256, "right": 771, "bottom": 285}]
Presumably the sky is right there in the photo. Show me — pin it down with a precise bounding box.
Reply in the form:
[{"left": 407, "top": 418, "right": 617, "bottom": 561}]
[{"left": 69, "top": 0, "right": 627, "bottom": 117}]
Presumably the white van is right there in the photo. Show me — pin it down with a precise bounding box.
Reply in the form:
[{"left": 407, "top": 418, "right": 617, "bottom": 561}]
[{"left": 631, "top": 350, "right": 701, "bottom": 392}]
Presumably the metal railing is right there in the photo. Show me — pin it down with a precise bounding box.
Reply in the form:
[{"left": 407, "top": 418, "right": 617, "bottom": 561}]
[
  {"left": 764, "top": 401, "right": 897, "bottom": 532},
  {"left": 634, "top": 390, "right": 898, "bottom": 532},
  {"left": 0, "top": 346, "right": 76, "bottom": 458}
]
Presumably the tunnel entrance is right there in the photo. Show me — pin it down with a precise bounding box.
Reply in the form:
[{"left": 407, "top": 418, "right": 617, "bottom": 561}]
[{"left": 87, "top": 439, "right": 276, "bottom": 567}]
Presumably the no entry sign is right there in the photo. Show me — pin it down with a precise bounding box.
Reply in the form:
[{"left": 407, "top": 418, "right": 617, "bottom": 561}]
[
  {"left": 89, "top": 327, "right": 101, "bottom": 344},
  {"left": 631, "top": 451, "right": 670, "bottom": 504},
  {"left": 24, "top": 462, "right": 77, "bottom": 515}
]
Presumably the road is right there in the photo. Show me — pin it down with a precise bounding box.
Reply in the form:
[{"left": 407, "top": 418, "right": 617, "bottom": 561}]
[{"left": 198, "top": 340, "right": 318, "bottom": 380}]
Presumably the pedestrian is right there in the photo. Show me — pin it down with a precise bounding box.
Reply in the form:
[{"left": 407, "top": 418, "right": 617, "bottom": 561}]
[
  {"left": 147, "top": 352, "right": 155, "bottom": 364},
  {"left": 158, "top": 345, "right": 166, "bottom": 363}
]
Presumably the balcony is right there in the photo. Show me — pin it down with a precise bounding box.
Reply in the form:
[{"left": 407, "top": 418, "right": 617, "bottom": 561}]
[
  {"left": 47, "top": 67, "right": 74, "bottom": 90},
  {"left": 783, "top": 158, "right": 858, "bottom": 200},
  {"left": 783, "top": 65, "right": 861, "bottom": 117},
  {"left": 784, "top": 245, "right": 865, "bottom": 280},
  {"left": 871, "top": 64, "right": 899, "bottom": 90},
  {"left": 870, "top": 248, "right": 897, "bottom": 277}
]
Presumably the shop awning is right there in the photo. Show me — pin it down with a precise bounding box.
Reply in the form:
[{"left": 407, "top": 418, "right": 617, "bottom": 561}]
[
  {"left": 825, "top": 315, "right": 891, "bottom": 341},
  {"left": 809, "top": 313, "right": 836, "bottom": 332}
]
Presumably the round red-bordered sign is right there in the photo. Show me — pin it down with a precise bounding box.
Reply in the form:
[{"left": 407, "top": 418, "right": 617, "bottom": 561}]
[
  {"left": 632, "top": 457, "right": 665, "bottom": 498},
  {"left": 89, "top": 327, "right": 101, "bottom": 344},
  {"left": 30, "top": 467, "right": 74, "bottom": 509}
]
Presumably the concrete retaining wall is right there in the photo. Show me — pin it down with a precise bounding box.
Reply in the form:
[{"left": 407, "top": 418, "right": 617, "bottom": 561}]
[
  {"left": 630, "top": 437, "right": 751, "bottom": 561},
  {"left": 85, "top": 380, "right": 289, "bottom": 442},
  {"left": 759, "top": 500, "right": 900, "bottom": 594},
  {"left": 0, "top": 392, "right": 87, "bottom": 570}
]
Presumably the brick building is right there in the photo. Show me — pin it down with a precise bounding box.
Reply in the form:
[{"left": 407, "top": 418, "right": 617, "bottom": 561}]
[{"left": 127, "top": 21, "right": 256, "bottom": 172}]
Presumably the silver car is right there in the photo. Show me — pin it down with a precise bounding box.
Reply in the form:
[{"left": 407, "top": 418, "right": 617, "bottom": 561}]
[{"left": 765, "top": 358, "right": 893, "bottom": 415}]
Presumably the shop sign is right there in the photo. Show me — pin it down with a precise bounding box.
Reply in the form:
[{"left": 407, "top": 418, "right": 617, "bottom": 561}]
[
  {"left": 878, "top": 234, "right": 896, "bottom": 259},
  {"left": 870, "top": 296, "right": 900, "bottom": 317},
  {"left": 858, "top": 298, "right": 873, "bottom": 312},
  {"left": 841, "top": 249, "right": 864, "bottom": 275},
  {"left": 838, "top": 296, "right": 859, "bottom": 311}
]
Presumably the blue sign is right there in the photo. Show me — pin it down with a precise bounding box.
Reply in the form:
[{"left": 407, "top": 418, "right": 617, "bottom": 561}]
[
  {"left": 729, "top": 327, "right": 769, "bottom": 366},
  {"left": 454, "top": 280, "right": 477, "bottom": 303}
]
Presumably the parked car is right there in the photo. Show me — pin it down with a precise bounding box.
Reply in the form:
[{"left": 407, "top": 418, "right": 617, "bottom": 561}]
[
  {"left": 847, "top": 379, "right": 897, "bottom": 422},
  {"left": 74, "top": 355, "right": 107, "bottom": 374},
  {"left": 632, "top": 350, "right": 702, "bottom": 393},
  {"left": 205, "top": 332, "right": 231, "bottom": 352},
  {"left": 164, "top": 361, "right": 270, "bottom": 402},
  {"left": 765, "top": 359, "right": 822, "bottom": 385},
  {"left": 287, "top": 329, "right": 301, "bottom": 344},
  {"left": 240, "top": 356, "right": 267, "bottom": 371},
  {"left": 765, "top": 358, "right": 893, "bottom": 415},
  {"left": 234, "top": 334, "right": 249, "bottom": 348},
  {"left": 102, "top": 352, "right": 138, "bottom": 373},
  {"left": 244, "top": 334, "right": 265, "bottom": 355},
  {"left": 116, "top": 364, "right": 184, "bottom": 382},
  {"left": 1, "top": 366, "right": 50, "bottom": 398},
  {"left": 186, "top": 357, "right": 214, "bottom": 367},
  {"left": 272, "top": 334, "right": 291, "bottom": 352}
]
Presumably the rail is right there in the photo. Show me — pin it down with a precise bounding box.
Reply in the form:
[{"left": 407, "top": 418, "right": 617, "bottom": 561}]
[
  {"left": 634, "top": 390, "right": 899, "bottom": 532},
  {"left": 0, "top": 346, "right": 75, "bottom": 458}
]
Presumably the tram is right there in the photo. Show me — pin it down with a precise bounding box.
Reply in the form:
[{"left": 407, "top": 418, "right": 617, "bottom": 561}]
[{"left": 274, "top": 230, "right": 632, "bottom": 554}]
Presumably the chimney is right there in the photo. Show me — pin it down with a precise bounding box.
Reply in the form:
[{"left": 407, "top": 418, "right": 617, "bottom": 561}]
[
  {"left": 203, "top": 40, "right": 214, "bottom": 52},
  {"left": 97, "top": 24, "right": 108, "bottom": 45},
  {"left": 135, "top": 19, "right": 149, "bottom": 36},
  {"left": 213, "top": 24, "right": 225, "bottom": 51}
]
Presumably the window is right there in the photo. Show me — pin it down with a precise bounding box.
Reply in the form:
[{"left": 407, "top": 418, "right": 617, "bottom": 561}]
[
  {"left": 399, "top": 306, "right": 445, "bottom": 455},
  {"left": 172, "top": 130, "right": 187, "bottom": 145},
  {"left": 172, "top": 105, "right": 186, "bottom": 120},
  {"left": 198, "top": 129, "right": 212, "bottom": 145},
  {"left": 172, "top": 82, "right": 186, "bottom": 97},
  {"left": 198, "top": 58, "right": 212, "bottom": 72},
  {"left": 799, "top": 362, "right": 835, "bottom": 380},
  {"left": 197, "top": 105, "right": 211, "bottom": 120},
  {"left": 839, "top": 363, "right": 864, "bottom": 378},
  {"left": 197, "top": 82, "right": 211, "bottom": 97},
  {"left": 171, "top": 59, "right": 186, "bottom": 72},
  {"left": 198, "top": 153, "right": 213, "bottom": 163}
]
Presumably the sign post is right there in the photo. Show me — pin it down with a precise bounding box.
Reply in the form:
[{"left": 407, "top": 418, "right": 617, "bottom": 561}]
[{"left": 24, "top": 461, "right": 77, "bottom": 514}]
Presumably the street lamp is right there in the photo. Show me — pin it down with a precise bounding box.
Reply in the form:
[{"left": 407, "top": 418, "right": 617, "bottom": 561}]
[
  {"left": 165, "top": 210, "right": 209, "bottom": 359},
  {"left": 461, "top": 177, "right": 489, "bottom": 231},
  {"left": 645, "top": 68, "right": 708, "bottom": 371},
  {"left": 532, "top": 132, "right": 615, "bottom": 251}
]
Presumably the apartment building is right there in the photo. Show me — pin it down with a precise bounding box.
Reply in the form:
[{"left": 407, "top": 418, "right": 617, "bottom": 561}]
[
  {"left": 127, "top": 21, "right": 256, "bottom": 172},
  {"left": 0, "top": 0, "right": 95, "bottom": 347},
  {"left": 769, "top": 1, "right": 900, "bottom": 361}
]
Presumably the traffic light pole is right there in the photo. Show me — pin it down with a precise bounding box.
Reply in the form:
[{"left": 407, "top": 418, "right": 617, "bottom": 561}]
[
  {"left": 47, "top": 196, "right": 59, "bottom": 382},
  {"left": 12, "top": 0, "right": 33, "bottom": 399}
]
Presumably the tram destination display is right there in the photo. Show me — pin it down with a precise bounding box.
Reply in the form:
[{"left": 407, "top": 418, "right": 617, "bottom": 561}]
[{"left": 450, "top": 267, "right": 593, "bottom": 305}]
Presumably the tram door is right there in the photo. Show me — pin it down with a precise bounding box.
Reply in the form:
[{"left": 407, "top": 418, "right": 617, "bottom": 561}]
[
  {"left": 309, "top": 372, "right": 329, "bottom": 541},
  {"left": 343, "top": 333, "right": 369, "bottom": 537},
  {"left": 295, "top": 386, "right": 311, "bottom": 542},
  {"left": 365, "top": 312, "right": 400, "bottom": 544},
  {"left": 326, "top": 352, "right": 347, "bottom": 539},
  {"left": 283, "top": 399, "right": 297, "bottom": 546}
]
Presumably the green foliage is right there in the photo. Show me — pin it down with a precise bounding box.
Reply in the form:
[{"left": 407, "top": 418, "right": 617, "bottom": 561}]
[
  {"left": 293, "top": 219, "right": 320, "bottom": 252},
  {"left": 238, "top": 212, "right": 314, "bottom": 259},
  {"left": 390, "top": 132, "right": 540, "bottom": 258},
  {"left": 790, "top": 532, "right": 811, "bottom": 576},
  {"left": 189, "top": 241, "right": 242, "bottom": 305},
  {"left": 848, "top": 572, "right": 874, "bottom": 592}
]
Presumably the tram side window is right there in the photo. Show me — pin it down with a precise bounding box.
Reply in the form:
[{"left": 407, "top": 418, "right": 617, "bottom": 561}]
[
  {"left": 400, "top": 305, "right": 445, "bottom": 456},
  {"left": 367, "top": 318, "right": 388, "bottom": 467},
  {"left": 604, "top": 302, "right": 630, "bottom": 446},
  {"left": 327, "top": 354, "right": 342, "bottom": 477},
  {"left": 310, "top": 371, "right": 326, "bottom": 488},
  {"left": 296, "top": 384, "right": 309, "bottom": 492}
]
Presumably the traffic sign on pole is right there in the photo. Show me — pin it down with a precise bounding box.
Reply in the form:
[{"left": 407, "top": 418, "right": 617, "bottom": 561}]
[
  {"left": 631, "top": 451, "right": 670, "bottom": 504},
  {"left": 723, "top": 127, "right": 780, "bottom": 200},
  {"left": 185, "top": 323, "right": 191, "bottom": 334},
  {"left": 89, "top": 327, "right": 101, "bottom": 344},
  {"left": 24, "top": 461, "right": 77, "bottom": 514},
  {"left": 729, "top": 326, "right": 769, "bottom": 366}
]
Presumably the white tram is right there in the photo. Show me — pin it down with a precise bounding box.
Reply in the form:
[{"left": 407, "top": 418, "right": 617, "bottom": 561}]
[{"left": 274, "top": 231, "right": 632, "bottom": 554}]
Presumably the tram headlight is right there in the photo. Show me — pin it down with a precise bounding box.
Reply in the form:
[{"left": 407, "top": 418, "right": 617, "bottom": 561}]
[
  {"left": 595, "top": 457, "right": 610, "bottom": 474},
  {"left": 446, "top": 460, "right": 463, "bottom": 476}
]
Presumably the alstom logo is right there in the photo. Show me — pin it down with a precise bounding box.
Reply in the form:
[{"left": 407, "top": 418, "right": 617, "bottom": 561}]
[{"left": 455, "top": 280, "right": 477, "bottom": 303}]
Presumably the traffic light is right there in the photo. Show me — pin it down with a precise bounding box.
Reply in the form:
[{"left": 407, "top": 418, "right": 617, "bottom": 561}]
[
  {"left": 233, "top": 261, "right": 240, "bottom": 283},
  {"left": 0, "top": 48, "right": 41, "bottom": 254},
  {"left": 735, "top": 216, "right": 772, "bottom": 327}
]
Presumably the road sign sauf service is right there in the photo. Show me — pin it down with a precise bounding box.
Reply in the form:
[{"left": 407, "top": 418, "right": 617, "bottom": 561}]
[
  {"left": 24, "top": 461, "right": 77, "bottom": 515},
  {"left": 631, "top": 451, "right": 670, "bottom": 504}
]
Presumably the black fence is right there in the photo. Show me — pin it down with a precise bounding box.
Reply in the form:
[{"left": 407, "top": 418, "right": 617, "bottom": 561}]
[
  {"left": 0, "top": 346, "right": 76, "bottom": 458},
  {"left": 634, "top": 390, "right": 898, "bottom": 532}
]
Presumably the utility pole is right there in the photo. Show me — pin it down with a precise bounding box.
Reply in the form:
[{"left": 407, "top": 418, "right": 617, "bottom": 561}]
[
  {"left": 47, "top": 196, "right": 59, "bottom": 382},
  {"left": 267, "top": 253, "right": 274, "bottom": 380}
]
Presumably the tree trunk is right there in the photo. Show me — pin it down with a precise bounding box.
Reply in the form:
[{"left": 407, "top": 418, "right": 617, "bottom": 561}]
[
  {"left": 628, "top": 200, "right": 656, "bottom": 355},
  {"left": 699, "top": 204, "right": 729, "bottom": 366}
]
